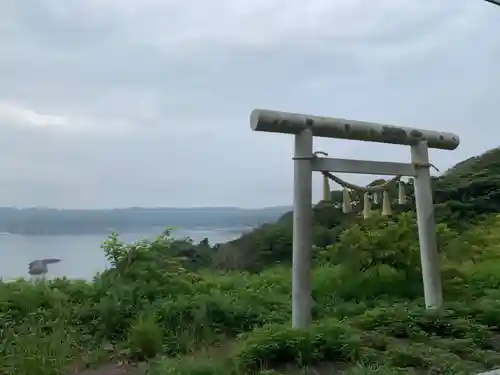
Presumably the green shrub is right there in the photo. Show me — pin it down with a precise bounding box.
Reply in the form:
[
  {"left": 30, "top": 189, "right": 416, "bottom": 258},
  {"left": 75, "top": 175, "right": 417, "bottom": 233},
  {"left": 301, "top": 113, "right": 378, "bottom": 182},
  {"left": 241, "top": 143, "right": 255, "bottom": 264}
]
[
  {"left": 233, "top": 319, "right": 364, "bottom": 372},
  {"left": 127, "top": 312, "right": 163, "bottom": 360}
]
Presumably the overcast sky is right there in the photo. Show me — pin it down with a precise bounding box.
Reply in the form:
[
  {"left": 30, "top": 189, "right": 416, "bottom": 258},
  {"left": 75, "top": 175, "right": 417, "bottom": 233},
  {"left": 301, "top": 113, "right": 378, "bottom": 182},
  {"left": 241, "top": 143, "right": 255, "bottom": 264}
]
[{"left": 0, "top": 1, "right": 498, "bottom": 209}]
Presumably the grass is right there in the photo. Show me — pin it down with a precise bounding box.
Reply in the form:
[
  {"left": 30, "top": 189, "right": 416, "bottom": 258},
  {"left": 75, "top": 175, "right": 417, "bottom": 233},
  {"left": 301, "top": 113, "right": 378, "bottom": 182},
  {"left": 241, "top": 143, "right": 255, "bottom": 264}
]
[
  {"left": 147, "top": 296, "right": 500, "bottom": 375},
  {"left": 3, "top": 217, "right": 500, "bottom": 375}
]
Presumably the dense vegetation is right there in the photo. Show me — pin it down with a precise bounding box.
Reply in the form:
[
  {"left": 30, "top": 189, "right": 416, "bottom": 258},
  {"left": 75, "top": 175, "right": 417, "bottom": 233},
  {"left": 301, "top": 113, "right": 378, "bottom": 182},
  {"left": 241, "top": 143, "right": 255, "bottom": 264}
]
[
  {"left": 2, "top": 148, "right": 500, "bottom": 375},
  {"left": 0, "top": 206, "right": 290, "bottom": 235}
]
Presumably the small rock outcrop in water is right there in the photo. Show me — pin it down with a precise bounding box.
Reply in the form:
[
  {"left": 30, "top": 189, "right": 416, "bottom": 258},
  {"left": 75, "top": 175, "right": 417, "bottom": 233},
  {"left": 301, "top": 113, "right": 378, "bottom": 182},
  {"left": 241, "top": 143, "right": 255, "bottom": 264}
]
[{"left": 28, "top": 258, "right": 61, "bottom": 276}]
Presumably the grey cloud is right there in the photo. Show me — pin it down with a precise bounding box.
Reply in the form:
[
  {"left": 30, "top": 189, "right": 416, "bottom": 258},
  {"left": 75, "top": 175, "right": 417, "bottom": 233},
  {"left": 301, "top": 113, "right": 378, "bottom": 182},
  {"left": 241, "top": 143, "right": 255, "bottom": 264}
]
[{"left": 0, "top": 0, "right": 498, "bottom": 208}]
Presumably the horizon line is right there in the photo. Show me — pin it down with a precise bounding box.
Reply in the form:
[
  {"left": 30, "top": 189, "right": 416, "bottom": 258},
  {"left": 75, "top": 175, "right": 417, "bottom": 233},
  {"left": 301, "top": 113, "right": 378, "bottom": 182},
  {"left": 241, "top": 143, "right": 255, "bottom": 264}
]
[{"left": 0, "top": 205, "right": 294, "bottom": 211}]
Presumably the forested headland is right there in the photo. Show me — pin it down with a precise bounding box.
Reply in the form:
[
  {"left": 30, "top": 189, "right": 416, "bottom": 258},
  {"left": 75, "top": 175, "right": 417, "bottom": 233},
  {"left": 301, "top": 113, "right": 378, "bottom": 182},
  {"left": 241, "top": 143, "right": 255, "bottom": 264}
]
[{"left": 0, "top": 206, "right": 291, "bottom": 235}]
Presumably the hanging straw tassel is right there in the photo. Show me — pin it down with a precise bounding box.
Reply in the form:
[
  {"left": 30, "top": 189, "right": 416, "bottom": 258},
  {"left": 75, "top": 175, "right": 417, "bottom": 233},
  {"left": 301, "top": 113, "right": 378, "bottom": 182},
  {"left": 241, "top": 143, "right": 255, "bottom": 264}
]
[
  {"left": 363, "top": 192, "right": 371, "bottom": 219},
  {"left": 381, "top": 190, "right": 392, "bottom": 216},
  {"left": 342, "top": 188, "right": 352, "bottom": 213},
  {"left": 398, "top": 181, "right": 407, "bottom": 205},
  {"left": 322, "top": 175, "right": 331, "bottom": 202}
]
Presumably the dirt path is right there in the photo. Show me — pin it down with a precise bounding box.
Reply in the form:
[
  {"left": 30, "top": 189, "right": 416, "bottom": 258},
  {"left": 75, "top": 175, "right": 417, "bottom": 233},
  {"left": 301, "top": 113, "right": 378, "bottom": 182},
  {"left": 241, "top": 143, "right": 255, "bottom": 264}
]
[
  {"left": 71, "top": 340, "right": 236, "bottom": 375},
  {"left": 72, "top": 362, "right": 147, "bottom": 375}
]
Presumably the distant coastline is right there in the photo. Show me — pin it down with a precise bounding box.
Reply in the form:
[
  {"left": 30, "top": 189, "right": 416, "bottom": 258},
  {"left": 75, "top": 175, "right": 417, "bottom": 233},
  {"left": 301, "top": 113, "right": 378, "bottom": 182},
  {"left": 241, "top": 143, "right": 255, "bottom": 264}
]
[
  {"left": 0, "top": 227, "right": 252, "bottom": 237},
  {"left": 0, "top": 206, "right": 291, "bottom": 236}
]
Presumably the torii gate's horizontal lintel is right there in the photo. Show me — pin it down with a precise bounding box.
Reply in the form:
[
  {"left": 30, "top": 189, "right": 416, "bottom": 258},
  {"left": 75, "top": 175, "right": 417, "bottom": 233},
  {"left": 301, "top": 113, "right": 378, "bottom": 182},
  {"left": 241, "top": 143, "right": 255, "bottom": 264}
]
[
  {"left": 312, "top": 157, "right": 416, "bottom": 176},
  {"left": 250, "top": 109, "right": 460, "bottom": 150}
]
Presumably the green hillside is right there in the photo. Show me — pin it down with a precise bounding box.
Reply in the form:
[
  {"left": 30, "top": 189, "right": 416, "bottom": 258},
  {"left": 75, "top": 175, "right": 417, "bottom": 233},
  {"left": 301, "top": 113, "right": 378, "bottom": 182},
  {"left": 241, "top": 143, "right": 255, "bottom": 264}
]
[
  {"left": 213, "top": 148, "right": 500, "bottom": 272},
  {"left": 3, "top": 148, "right": 500, "bottom": 375}
]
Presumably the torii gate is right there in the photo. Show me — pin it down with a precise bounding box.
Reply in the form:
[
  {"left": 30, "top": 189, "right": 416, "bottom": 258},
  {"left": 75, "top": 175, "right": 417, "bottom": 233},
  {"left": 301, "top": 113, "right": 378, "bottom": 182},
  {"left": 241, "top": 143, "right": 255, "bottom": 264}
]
[{"left": 249, "top": 109, "right": 460, "bottom": 329}]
